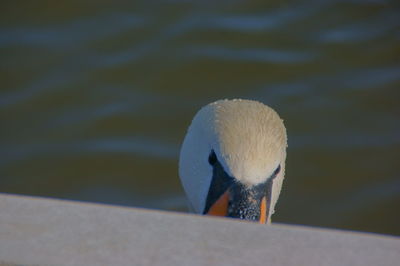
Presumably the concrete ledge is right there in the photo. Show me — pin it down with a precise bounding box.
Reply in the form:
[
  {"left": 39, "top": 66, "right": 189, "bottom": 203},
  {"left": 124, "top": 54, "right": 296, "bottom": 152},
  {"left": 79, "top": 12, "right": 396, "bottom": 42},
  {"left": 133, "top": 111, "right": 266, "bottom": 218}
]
[{"left": 0, "top": 194, "right": 399, "bottom": 266}]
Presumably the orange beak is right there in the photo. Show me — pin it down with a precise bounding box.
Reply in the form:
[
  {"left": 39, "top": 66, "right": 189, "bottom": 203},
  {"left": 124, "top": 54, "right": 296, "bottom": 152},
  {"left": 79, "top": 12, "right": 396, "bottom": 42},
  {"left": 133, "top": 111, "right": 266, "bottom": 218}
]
[
  {"left": 259, "top": 196, "right": 267, "bottom": 224},
  {"left": 206, "top": 190, "right": 229, "bottom": 216},
  {"left": 206, "top": 190, "right": 268, "bottom": 224}
]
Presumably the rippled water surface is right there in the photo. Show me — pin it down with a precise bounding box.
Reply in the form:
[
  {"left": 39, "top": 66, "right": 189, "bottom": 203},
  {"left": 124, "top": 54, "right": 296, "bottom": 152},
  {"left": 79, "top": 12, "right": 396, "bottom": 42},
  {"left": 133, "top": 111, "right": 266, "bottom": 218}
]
[{"left": 1, "top": 1, "right": 399, "bottom": 235}]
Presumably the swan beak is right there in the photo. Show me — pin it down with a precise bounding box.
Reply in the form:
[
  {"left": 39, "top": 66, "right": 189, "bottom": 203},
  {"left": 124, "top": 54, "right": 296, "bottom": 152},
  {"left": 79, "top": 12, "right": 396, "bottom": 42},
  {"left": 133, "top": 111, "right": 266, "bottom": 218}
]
[
  {"left": 206, "top": 183, "right": 271, "bottom": 224},
  {"left": 207, "top": 190, "right": 230, "bottom": 216}
]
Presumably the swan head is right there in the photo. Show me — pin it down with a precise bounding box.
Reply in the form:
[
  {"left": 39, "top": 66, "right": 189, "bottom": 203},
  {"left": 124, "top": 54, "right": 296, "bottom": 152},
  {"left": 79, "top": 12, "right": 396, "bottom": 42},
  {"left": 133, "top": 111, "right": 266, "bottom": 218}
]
[{"left": 179, "top": 99, "right": 287, "bottom": 224}]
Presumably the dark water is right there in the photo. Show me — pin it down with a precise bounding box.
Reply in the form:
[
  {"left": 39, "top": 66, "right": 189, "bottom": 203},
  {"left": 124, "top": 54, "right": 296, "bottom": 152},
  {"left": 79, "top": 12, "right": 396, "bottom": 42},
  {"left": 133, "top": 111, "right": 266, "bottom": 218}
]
[{"left": 1, "top": 1, "right": 399, "bottom": 235}]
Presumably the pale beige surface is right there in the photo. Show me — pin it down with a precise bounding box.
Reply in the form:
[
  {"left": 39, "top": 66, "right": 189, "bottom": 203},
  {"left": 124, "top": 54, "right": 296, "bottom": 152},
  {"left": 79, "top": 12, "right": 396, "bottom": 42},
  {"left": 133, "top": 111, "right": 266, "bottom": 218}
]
[{"left": 0, "top": 193, "right": 399, "bottom": 266}]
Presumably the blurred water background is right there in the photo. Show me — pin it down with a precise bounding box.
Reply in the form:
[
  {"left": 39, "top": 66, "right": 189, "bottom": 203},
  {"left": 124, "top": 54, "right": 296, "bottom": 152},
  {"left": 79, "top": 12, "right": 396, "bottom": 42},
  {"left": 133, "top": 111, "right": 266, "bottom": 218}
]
[{"left": 1, "top": 1, "right": 399, "bottom": 235}]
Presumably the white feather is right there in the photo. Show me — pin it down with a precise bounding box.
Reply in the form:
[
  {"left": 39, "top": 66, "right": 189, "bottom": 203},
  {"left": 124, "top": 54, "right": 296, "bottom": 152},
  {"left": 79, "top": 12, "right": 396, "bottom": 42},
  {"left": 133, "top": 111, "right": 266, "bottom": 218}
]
[{"left": 179, "top": 99, "right": 287, "bottom": 218}]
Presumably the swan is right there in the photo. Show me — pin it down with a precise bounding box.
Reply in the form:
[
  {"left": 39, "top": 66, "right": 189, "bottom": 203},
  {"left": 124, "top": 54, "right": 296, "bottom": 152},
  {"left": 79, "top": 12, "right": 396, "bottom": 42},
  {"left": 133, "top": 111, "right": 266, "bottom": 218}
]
[{"left": 179, "top": 99, "right": 287, "bottom": 224}]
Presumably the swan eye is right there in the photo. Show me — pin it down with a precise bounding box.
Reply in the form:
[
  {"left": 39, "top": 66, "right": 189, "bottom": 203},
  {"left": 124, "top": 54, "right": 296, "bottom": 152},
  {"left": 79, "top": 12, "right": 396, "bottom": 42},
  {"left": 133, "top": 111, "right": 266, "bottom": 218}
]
[
  {"left": 273, "top": 164, "right": 281, "bottom": 177},
  {"left": 208, "top": 151, "right": 217, "bottom": 165}
]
